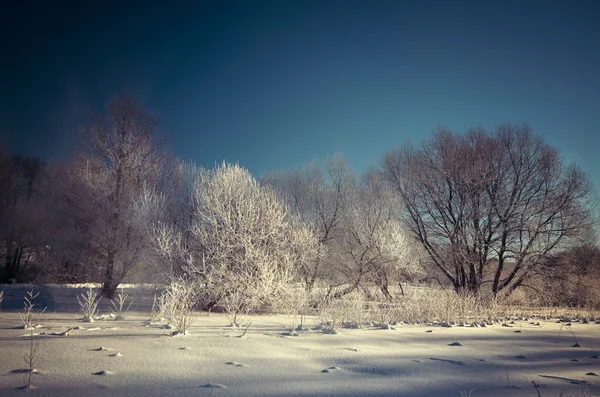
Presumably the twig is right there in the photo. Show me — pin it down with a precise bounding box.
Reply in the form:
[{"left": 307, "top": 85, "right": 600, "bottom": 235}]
[
  {"left": 23, "top": 326, "right": 39, "bottom": 388},
  {"left": 239, "top": 322, "right": 252, "bottom": 338}
]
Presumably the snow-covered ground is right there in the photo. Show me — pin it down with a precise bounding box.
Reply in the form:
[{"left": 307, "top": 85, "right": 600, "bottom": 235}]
[{"left": 1, "top": 286, "right": 600, "bottom": 396}]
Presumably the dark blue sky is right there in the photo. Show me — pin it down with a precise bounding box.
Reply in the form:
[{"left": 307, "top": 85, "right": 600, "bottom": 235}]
[{"left": 2, "top": 0, "right": 599, "bottom": 191}]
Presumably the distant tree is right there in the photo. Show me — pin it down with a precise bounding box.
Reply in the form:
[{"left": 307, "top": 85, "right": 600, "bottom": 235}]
[
  {"left": 536, "top": 243, "right": 600, "bottom": 307},
  {"left": 381, "top": 124, "right": 595, "bottom": 297},
  {"left": 264, "top": 156, "right": 420, "bottom": 299},
  {"left": 333, "top": 170, "right": 421, "bottom": 300},
  {"left": 36, "top": 163, "right": 99, "bottom": 283},
  {"left": 65, "top": 95, "right": 171, "bottom": 298},
  {"left": 0, "top": 145, "right": 49, "bottom": 282},
  {"left": 262, "top": 154, "right": 356, "bottom": 292}
]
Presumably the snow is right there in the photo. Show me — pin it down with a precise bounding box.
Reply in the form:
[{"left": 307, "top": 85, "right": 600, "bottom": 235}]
[{"left": 1, "top": 286, "right": 600, "bottom": 396}]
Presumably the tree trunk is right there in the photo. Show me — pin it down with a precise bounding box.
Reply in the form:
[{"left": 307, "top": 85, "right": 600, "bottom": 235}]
[
  {"left": 2, "top": 245, "right": 23, "bottom": 283},
  {"left": 468, "top": 263, "right": 480, "bottom": 294},
  {"left": 328, "top": 279, "right": 361, "bottom": 301},
  {"left": 102, "top": 252, "right": 118, "bottom": 299},
  {"left": 454, "top": 263, "right": 481, "bottom": 295},
  {"left": 378, "top": 282, "right": 393, "bottom": 301}
]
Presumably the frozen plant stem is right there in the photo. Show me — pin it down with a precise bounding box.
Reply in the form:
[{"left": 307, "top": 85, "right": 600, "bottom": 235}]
[
  {"left": 150, "top": 293, "right": 160, "bottom": 322},
  {"left": 78, "top": 288, "right": 100, "bottom": 322},
  {"left": 110, "top": 289, "right": 133, "bottom": 320},
  {"left": 24, "top": 326, "right": 39, "bottom": 388},
  {"left": 162, "top": 280, "right": 197, "bottom": 335},
  {"left": 240, "top": 322, "right": 252, "bottom": 338},
  {"left": 459, "top": 388, "right": 476, "bottom": 397},
  {"left": 558, "top": 324, "right": 580, "bottom": 346},
  {"left": 531, "top": 381, "right": 543, "bottom": 397},
  {"left": 20, "top": 291, "right": 46, "bottom": 329},
  {"left": 567, "top": 326, "right": 579, "bottom": 346}
]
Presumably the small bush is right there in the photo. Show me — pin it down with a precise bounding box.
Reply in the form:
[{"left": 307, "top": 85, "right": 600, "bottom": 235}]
[
  {"left": 342, "top": 291, "right": 367, "bottom": 328},
  {"left": 20, "top": 291, "right": 47, "bottom": 329},
  {"left": 77, "top": 288, "right": 100, "bottom": 322},
  {"left": 273, "top": 286, "right": 315, "bottom": 331},
  {"left": 369, "top": 301, "right": 401, "bottom": 326},
  {"left": 161, "top": 280, "right": 198, "bottom": 335},
  {"left": 316, "top": 296, "right": 348, "bottom": 333},
  {"left": 222, "top": 290, "right": 256, "bottom": 328},
  {"left": 110, "top": 289, "right": 133, "bottom": 320}
]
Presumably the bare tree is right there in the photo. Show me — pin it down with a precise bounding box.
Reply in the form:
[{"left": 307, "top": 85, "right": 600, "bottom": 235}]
[
  {"left": 65, "top": 95, "right": 171, "bottom": 298},
  {"left": 381, "top": 124, "right": 595, "bottom": 297}
]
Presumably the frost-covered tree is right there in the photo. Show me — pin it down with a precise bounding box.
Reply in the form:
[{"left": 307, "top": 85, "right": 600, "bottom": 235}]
[
  {"left": 134, "top": 161, "right": 200, "bottom": 280},
  {"left": 264, "top": 156, "right": 419, "bottom": 299},
  {"left": 138, "top": 162, "right": 319, "bottom": 309},
  {"left": 334, "top": 171, "right": 421, "bottom": 300}
]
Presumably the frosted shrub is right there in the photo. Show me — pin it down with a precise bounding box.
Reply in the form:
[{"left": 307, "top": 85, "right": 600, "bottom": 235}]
[
  {"left": 149, "top": 293, "right": 164, "bottom": 323},
  {"left": 20, "top": 291, "right": 47, "bottom": 329},
  {"left": 78, "top": 288, "right": 100, "bottom": 322},
  {"left": 456, "top": 291, "right": 486, "bottom": 324},
  {"left": 275, "top": 286, "right": 314, "bottom": 332},
  {"left": 110, "top": 289, "right": 133, "bottom": 320},
  {"left": 480, "top": 295, "right": 502, "bottom": 323},
  {"left": 222, "top": 290, "right": 256, "bottom": 328},
  {"left": 342, "top": 291, "right": 367, "bottom": 328},
  {"left": 369, "top": 301, "right": 400, "bottom": 326},
  {"left": 364, "top": 286, "right": 499, "bottom": 325},
  {"left": 316, "top": 296, "right": 347, "bottom": 334},
  {"left": 162, "top": 280, "right": 197, "bottom": 335}
]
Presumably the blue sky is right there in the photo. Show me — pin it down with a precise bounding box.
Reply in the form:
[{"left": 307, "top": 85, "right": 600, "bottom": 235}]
[{"left": 2, "top": 0, "right": 599, "bottom": 191}]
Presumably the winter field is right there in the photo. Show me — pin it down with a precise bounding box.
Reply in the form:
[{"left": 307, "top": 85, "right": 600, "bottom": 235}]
[{"left": 1, "top": 285, "right": 600, "bottom": 397}]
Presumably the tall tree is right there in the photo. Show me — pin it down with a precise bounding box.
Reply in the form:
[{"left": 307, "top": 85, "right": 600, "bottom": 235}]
[
  {"left": 67, "top": 95, "right": 170, "bottom": 297},
  {"left": 381, "top": 124, "right": 595, "bottom": 297}
]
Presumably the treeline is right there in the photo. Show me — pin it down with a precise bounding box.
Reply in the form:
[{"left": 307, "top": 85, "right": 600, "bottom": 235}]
[{"left": 1, "top": 95, "right": 597, "bottom": 308}]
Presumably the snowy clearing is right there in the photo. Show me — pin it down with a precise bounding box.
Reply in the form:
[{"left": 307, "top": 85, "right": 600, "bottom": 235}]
[{"left": 1, "top": 286, "right": 600, "bottom": 397}]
